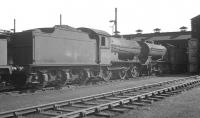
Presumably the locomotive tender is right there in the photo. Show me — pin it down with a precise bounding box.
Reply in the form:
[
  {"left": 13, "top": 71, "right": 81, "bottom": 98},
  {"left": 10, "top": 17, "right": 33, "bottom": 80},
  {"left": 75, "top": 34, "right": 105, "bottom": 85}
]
[{"left": 1, "top": 25, "right": 167, "bottom": 88}]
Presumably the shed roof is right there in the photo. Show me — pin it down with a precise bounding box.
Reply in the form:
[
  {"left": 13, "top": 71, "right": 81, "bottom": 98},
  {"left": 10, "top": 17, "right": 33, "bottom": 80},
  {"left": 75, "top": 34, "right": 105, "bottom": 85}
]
[
  {"left": 191, "top": 14, "right": 200, "bottom": 20},
  {"left": 122, "top": 31, "right": 191, "bottom": 41},
  {"left": 148, "top": 36, "right": 171, "bottom": 41}
]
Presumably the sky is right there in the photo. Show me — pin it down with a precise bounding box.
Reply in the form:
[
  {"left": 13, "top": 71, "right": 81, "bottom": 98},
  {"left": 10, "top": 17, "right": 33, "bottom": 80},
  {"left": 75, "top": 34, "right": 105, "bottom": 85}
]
[{"left": 0, "top": 0, "right": 200, "bottom": 34}]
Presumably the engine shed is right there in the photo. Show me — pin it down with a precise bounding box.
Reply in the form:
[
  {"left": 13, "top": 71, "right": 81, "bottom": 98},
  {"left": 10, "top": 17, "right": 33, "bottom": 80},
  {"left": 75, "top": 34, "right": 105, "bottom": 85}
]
[
  {"left": 191, "top": 15, "right": 200, "bottom": 73},
  {"left": 122, "top": 30, "right": 191, "bottom": 74}
]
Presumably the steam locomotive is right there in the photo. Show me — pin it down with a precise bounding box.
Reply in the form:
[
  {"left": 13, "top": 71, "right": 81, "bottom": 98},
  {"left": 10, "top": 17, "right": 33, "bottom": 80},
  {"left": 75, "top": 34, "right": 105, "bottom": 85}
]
[{"left": 0, "top": 25, "right": 167, "bottom": 89}]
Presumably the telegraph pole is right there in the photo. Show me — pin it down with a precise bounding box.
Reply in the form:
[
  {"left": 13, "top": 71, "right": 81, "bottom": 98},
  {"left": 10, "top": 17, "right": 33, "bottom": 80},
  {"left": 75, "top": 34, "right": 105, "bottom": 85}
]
[
  {"left": 114, "top": 8, "right": 118, "bottom": 35},
  {"left": 110, "top": 8, "right": 120, "bottom": 36},
  {"left": 60, "top": 14, "right": 62, "bottom": 26},
  {"left": 14, "top": 18, "right": 16, "bottom": 33}
]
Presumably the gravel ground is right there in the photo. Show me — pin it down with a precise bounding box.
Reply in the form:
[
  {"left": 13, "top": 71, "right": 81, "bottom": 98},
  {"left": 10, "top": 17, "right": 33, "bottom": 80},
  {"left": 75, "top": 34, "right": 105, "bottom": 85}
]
[
  {"left": 114, "top": 83, "right": 200, "bottom": 118},
  {"left": 0, "top": 75, "right": 191, "bottom": 112}
]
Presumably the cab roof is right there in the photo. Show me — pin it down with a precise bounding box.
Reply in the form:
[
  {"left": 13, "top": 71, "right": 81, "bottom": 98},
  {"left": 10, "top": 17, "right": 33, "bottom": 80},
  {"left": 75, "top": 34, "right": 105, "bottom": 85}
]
[{"left": 78, "top": 27, "right": 110, "bottom": 36}]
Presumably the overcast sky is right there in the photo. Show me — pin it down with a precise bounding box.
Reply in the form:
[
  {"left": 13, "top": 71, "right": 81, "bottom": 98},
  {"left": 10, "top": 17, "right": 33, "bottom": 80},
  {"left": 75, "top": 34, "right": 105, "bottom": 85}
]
[{"left": 1, "top": 0, "right": 200, "bottom": 34}]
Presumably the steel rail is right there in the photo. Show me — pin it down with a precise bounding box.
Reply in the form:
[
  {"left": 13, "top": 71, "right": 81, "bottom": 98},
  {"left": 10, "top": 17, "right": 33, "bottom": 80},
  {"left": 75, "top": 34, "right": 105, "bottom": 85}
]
[
  {"left": 53, "top": 79, "right": 200, "bottom": 118},
  {"left": 0, "top": 75, "right": 198, "bottom": 118}
]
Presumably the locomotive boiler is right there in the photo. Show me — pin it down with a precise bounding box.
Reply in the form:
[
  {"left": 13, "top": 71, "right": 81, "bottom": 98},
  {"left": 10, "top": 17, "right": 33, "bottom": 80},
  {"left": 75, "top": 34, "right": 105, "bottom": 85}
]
[
  {"left": 1, "top": 25, "right": 168, "bottom": 89},
  {"left": 111, "top": 37, "right": 141, "bottom": 61}
]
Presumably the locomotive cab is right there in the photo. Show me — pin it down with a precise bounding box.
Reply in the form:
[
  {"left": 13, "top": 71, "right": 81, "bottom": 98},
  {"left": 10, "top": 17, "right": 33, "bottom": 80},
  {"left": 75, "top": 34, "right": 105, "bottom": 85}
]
[{"left": 78, "top": 27, "right": 112, "bottom": 65}]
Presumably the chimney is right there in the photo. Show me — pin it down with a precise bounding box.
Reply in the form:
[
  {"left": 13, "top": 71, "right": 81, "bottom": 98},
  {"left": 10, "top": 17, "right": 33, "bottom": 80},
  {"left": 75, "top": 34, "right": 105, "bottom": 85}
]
[
  {"left": 153, "top": 28, "right": 161, "bottom": 33},
  {"left": 136, "top": 29, "right": 143, "bottom": 34},
  {"left": 179, "top": 26, "right": 187, "bottom": 32}
]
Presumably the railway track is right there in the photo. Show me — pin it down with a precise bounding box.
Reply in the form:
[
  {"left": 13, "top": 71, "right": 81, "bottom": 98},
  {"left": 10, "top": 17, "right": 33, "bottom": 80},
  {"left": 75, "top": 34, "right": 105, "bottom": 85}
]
[{"left": 0, "top": 75, "right": 199, "bottom": 118}]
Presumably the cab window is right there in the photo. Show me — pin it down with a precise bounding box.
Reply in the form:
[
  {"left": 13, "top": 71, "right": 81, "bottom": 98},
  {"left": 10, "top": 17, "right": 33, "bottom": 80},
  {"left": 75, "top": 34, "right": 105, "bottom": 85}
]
[{"left": 101, "top": 37, "right": 106, "bottom": 46}]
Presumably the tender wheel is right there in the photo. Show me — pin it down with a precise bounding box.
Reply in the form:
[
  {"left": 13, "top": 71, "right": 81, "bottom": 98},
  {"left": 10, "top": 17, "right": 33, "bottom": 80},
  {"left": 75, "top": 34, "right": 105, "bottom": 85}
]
[
  {"left": 76, "top": 70, "right": 88, "bottom": 85},
  {"left": 119, "top": 69, "right": 127, "bottom": 80},
  {"left": 64, "top": 69, "right": 87, "bottom": 85}
]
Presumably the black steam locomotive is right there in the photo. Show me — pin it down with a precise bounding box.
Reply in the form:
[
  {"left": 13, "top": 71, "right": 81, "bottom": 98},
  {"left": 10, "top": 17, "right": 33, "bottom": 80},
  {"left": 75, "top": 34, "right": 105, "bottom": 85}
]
[{"left": 0, "top": 25, "right": 168, "bottom": 89}]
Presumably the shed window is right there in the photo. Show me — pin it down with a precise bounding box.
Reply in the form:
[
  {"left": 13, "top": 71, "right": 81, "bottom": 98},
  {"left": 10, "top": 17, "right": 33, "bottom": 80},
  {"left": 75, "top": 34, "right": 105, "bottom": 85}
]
[{"left": 101, "top": 37, "right": 106, "bottom": 46}]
